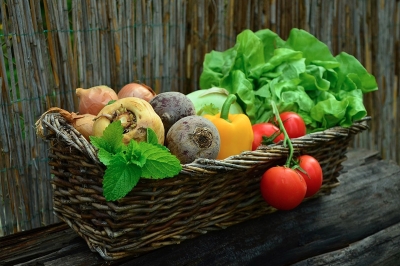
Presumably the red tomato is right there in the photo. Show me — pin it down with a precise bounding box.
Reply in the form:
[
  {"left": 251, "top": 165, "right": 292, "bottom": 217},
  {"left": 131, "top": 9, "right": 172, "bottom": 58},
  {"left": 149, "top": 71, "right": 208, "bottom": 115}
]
[
  {"left": 296, "top": 155, "right": 323, "bottom": 198},
  {"left": 260, "top": 166, "right": 307, "bottom": 210},
  {"left": 275, "top": 112, "right": 306, "bottom": 139},
  {"left": 251, "top": 123, "right": 284, "bottom": 150}
]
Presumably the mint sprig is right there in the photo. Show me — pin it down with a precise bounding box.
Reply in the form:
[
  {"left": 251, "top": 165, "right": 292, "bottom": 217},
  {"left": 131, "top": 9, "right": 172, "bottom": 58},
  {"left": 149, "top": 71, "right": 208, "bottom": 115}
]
[
  {"left": 102, "top": 154, "right": 142, "bottom": 201},
  {"left": 90, "top": 122, "right": 182, "bottom": 201}
]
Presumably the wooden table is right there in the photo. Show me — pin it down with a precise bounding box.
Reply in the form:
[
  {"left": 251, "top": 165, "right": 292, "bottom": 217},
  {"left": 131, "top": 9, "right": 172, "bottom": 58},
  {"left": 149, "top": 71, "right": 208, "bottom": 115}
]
[{"left": 1, "top": 148, "right": 400, "bottom": 266}]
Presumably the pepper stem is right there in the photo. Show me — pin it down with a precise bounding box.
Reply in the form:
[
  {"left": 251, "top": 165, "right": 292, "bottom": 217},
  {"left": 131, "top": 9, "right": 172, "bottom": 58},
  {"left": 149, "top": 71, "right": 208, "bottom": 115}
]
[
  {"left": 270, "top": 100, "right": 294, "bottom": 167},
  {"left": 220, "top": 94, "right": 237, "bottom": 121}
]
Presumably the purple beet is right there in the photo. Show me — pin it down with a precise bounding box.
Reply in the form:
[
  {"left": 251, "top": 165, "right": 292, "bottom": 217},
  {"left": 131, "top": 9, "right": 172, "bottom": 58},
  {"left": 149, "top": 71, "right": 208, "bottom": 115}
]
[{"left": 149, "top": 91, "right": 196, "bottom": 134}]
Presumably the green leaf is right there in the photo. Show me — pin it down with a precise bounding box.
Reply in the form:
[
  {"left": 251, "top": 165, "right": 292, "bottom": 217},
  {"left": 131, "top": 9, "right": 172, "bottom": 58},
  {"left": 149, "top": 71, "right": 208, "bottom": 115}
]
[
  {"left": 102, "top": 154, "right": 142, "bottom": 201},
  {"left": 299, "top": 65, "right": 330, "bottom": 91},
  {"left": 233, "top": 29, "right": 266, "bottom": 76},
  {"left": 222, "top": 70, "right": 257, "bottom": 123},
  {"left": 90, "top": 116, "right": 183, "bottom": 201},
  {"left": 310, "top": 98, "right": 349, "bottom": 129},
  {"left": 311, "top": 60, "right": 340, "bottom": 69},
  {"left": 260, "top": 48, "right": 303, "bottom": 73},
  {"left": 90, "top": 136, "right": 112, "bottom": 165},
  {"left": 90, "top": 135, "right": 108, "bottom": 151},
  {"left": 284, "top": 28, "right": 336, "bottom": 64},
  {"left": 90, "top": 121, "right": 126, "bottom": 165},
  {"left": 341, "top": 96, "right": 367, "bottom": 127},
  {"left": 96, "top": 148, "right": 115, "bottom": 166},
  {"left": 102, "top": 121, "right": 125, "bottom": 151},
  {"left": 125, "top": 140, "right": 147, "bottom": 167},
  {"left": 139, "top": 142, "right": 182, "bottom": 179},
  {"left": 199, "top": 27, "right": 377, "bottom": 130},
  {"left": 335, "top": 52, "right": 378, "bottom": 93},
  {"left": 199, "top": 48, "right": 237, "bottom": 89},
  {"left": 90, "top": 120, "right": 125, "bottom": 155},
  {"left": 254, "top": 28, "right": 286, "bottom": 62},
  {"left": 146, "top": 128, "right": 159, "bottom": 145}
]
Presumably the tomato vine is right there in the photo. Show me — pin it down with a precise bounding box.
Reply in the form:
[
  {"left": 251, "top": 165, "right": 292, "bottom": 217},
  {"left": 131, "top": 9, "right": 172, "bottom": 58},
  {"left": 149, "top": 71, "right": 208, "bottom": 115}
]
[{"left": 270, "top": 100, "right": 295, "bottom": 168}]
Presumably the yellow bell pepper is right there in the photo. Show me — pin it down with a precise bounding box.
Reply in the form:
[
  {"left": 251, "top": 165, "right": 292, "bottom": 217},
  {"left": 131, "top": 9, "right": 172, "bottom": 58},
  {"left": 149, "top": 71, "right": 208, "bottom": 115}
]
[{"left": 203, "top": 94, "right": 253, "bottom": 160}]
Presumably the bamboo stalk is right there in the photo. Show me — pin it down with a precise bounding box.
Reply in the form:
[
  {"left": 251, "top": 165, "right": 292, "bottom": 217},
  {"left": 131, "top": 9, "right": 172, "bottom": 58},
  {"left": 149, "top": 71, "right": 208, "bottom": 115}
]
[{"left": 135, "top": 0, "right": 144, "bottom": 85}]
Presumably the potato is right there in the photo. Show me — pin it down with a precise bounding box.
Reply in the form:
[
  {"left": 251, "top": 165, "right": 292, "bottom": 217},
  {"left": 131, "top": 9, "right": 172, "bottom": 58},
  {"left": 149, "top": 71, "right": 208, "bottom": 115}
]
[{"left": 166, "top": 116, "right": 220, "bottom": 164}]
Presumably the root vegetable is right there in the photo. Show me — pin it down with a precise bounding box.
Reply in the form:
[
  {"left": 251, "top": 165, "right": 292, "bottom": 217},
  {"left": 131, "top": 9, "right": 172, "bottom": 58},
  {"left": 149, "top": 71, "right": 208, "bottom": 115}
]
[
  {"left": 72, "top": 113, "right": 96, "bottom": 140},
  {"left": 149, "top": 91, "right": 196, "bottom": 134},
  {"left": 76, "top": 85, "right": 118, "bottom": 115},
  {"left": 93, "top": 97, "right": 165, "bottom": 145},
  {"left": 117, "top": 82, "right": 156, "bottom": 101},
  {"left": 166, "top": 115, "right": 220, "bottom": 164}
]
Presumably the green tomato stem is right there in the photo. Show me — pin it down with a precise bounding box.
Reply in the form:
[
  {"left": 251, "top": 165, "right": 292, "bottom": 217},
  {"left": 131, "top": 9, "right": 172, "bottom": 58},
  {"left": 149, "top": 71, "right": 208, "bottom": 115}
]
[
  {"left": 270, "top": 100, "right": 294, "bottom": 167},
  {"left": 220, "top": 94, "right": 237, "bottom": 121}
]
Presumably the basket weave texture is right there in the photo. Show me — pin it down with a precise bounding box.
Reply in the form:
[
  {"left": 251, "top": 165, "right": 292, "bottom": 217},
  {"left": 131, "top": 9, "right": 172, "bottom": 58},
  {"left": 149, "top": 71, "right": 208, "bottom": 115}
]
[{"left": 37, "top": 113, "right": 370, "bottom": 260}]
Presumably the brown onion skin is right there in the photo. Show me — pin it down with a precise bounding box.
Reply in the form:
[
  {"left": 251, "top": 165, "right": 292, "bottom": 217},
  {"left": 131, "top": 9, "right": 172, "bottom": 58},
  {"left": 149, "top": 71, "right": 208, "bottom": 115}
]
[
  {"left": 117, "top": 82, "right": 156, "bottom": 102},
  {"left": 72, "top": 113, "right": 96, "bottom": 141},
  {"left": 76, "top": 85, "right": 118, "bottom": 115}
]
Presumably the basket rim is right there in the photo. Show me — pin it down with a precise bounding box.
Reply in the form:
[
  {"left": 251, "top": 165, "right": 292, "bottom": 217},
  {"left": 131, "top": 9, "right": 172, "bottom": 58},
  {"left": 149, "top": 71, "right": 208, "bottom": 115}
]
[{"left": 36, "top": 112, "right": 371, "bottom": 175}]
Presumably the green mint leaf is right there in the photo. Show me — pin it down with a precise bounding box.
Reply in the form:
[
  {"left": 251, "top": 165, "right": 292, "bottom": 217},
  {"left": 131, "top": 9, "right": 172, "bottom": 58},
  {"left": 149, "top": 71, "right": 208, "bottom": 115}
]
[
  {"left": 146, "top": 128, "right": 159, "bottom": 145},
  {"left": 90, "top": 135, "right": 117, "bottom": 165},
  {"left": 90, "top": 120, "right": 125, "bottom": 155},
  {"left": 90, "top": 120, "right": 126, "bottom": 166},
  {"left": 139, "top": 142, "right": 182, "bottom": 178},
  {"left": 102, "top": 153, "right": 142, "bottom": 201},
  {"left": 97, "top": 148, "right": 115, "bottom": 166},
  {"left": 91, "top": 120, "right": 182, "bottom": 201},
  {"left": 101, "top": 120, "right": 125, "bottom": 153},
  {"left": 126, "top": 140, "right": 147, "bottom": 167},
  {"left": 90, "top": 135, "right": 111, "bottom": 154}
]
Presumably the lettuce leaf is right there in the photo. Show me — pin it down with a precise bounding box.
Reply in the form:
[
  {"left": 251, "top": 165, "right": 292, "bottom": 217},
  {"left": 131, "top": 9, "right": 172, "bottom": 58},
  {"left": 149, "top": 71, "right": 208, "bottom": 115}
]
[{"left": 199, "top": 28, "right": 378, "bottom": 131}]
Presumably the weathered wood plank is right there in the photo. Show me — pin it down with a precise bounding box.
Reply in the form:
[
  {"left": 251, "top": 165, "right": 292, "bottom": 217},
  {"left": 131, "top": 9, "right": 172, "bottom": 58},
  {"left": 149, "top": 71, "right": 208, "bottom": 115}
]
[
  {"left": 0, "top": 223, "right": 76, "bottom": 265},
  {"left": 341, "top": 148, "right": 380, "bottom": 169},
  {"left": 13, "top": 241, "right": 104, "bottom": 266},
  {"left": 292, "top": 222, "right": 400, "bottom": 266}
]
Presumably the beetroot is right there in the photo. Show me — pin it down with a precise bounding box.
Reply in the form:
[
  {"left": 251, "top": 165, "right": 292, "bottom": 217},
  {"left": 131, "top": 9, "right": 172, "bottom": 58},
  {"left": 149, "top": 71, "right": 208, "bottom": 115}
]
[
  {"left": 166, "top": 115, "right": 220, "bottom": 164},
  {"left": 149, "top": 92, "right": 196, "bottom": 134}
]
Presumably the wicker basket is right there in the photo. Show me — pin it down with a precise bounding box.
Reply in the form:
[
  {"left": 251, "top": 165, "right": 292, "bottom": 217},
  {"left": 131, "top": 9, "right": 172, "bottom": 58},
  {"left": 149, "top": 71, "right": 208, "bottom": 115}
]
[{"left": 36, "top": 112, "right": 370, "bottom": 260}]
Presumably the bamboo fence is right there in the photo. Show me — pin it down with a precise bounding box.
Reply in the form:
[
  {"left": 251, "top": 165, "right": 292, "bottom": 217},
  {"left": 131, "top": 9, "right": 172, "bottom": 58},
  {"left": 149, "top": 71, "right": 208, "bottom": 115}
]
[{"left": 0, "top": 0, "right": 398, "bottom": 236}]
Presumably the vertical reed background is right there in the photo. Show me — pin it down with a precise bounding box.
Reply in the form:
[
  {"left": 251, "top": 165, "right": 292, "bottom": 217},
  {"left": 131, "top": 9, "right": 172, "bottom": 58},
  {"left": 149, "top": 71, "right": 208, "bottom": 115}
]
[{"left": 0, "top": 0, "right": 398, "bottom": 236}]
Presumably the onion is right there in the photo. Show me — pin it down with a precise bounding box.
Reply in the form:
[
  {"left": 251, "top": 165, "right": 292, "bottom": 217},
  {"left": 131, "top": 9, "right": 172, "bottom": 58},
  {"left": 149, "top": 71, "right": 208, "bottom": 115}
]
[
  {"left": 76, "top": 85, "right": 118, "bottom": 115},
  {"left": 35, "top": 107, "right": 95, "bottom": 141},
  {"left": 71, "top": 113, "right": 96, "bottom": 140},
  {"left": 117, "top": 82, "right": 156, "bottom": 101}
]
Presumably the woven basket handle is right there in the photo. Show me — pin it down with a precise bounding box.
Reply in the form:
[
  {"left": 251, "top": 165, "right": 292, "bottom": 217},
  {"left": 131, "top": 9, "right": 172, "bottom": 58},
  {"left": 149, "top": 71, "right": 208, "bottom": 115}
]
[{"left": 36, "top": 111, "right": 101, "bottom": 164}]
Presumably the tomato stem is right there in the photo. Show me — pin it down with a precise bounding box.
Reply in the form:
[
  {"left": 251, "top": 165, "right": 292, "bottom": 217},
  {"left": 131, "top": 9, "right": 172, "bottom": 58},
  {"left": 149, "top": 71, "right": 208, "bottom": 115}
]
[{"left": 270, "top": 100, "right": 294, "bottom": 167}]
